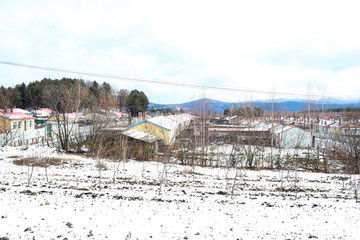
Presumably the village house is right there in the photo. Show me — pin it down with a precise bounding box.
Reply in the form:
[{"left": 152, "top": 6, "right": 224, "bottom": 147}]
[
  {"left": 338, "top": 122, "right": 360, "bottom": 135},
  {"left": 111, "top": 110, "right": 127, "bottom": 119},
  {"left": 31, "top": 108, "right": 54, "bottom": 118},
  {"left": 123, "top": 120, "right": 169, "bottom": 145},
  {"left": 47, "top": 112, "right": 86, "bottom": 123},
  {"left": 31, "top": 108, "right": 55, "bottom": 125},
  {"left": 123, "top": 114, "right": 194, "bottom": 146},
  {"left": 0, "top": 109, "right": 35, "bottom": 133}
]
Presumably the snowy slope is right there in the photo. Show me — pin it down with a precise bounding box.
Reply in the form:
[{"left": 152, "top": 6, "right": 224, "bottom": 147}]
[{"left": 0, "top": 145, "right": 359, "bottom": 239}]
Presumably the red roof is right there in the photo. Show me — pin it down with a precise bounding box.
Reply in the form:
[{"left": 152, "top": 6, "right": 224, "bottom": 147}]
[
  {"left": 39, "top": 108, "right": 54, "bottom": 113},
  {"left": 0, "top": 112, "right": 35, "bottom": 120},
  {"left": 112, "top": 111, "right": 125, "bottom": 116}
]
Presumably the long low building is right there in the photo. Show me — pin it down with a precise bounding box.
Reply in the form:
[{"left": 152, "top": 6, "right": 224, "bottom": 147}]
[
  {"left": 273, "top": 125, "right": 312, "bottom": 149},
  {"left": 123, "top": 114, "right": 194, "bottom": 145}
]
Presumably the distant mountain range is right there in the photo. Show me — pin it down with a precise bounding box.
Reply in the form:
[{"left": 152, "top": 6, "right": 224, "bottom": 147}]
[{"left": 149, "top": 98, "right": 360, "bottom": 113}]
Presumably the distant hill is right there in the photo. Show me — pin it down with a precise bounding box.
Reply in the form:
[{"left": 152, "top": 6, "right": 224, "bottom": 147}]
[{"left": 149, "top": 98, "right": 360, "bottom": 113}]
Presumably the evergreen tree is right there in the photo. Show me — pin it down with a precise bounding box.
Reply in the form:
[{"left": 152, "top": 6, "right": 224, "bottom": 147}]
[
  {"left": 126, "top": 89, "right": 149, "bottom": 116},
  {"left": 11, "top": 87, "right": 22, "bottom": 107}
]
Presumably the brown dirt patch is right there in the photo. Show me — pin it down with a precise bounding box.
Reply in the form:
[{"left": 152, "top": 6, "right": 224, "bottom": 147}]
[{"left": 13, "top": 157, "right": 69, "bottom": 167}]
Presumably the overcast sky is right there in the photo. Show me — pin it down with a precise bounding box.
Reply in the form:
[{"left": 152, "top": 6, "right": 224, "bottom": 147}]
[{"left": 1, "top": 0, "right": 360, "bottom": 104}]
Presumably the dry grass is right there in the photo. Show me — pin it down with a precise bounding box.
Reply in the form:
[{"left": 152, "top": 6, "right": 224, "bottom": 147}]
[
  {"left": 182, "top": 169, "right": 204, "bottom": 175},
  {"left": 13, "top": 157, "right": 69, "bottom": 167},
  {"left": 95, "top": 161, "right": 109, "bottom": 170},
  {"left": 8, "top": 156, "right": 20, "bottom": 159}
]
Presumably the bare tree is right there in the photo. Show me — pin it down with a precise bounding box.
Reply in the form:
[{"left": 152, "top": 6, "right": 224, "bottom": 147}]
[
  {"left": 0, "top": 86, "right": 14, "bottom": 111},
  {"left": 37, "top": 145, "right": 51, "bottom": 183},
  {"left": 121, "top": 134, "right": 129, "bottom": 171},
  {"left": 111, "top": 134, "right": 128, "bottom": 184},
  {"left": 265, "top": 83, "right": 282, "bottom": 169},
  {"left": 332, "top": 120, "right": 360, "bottom": 174},
  {"left": 22, "top": 147, "right": 36, "bottom": 187},
  {"left": 116, "top": 89, "right": 129, "bottom": 111},
  {"left": 95, "top": 138, "right": 105, "bottom": 191},
  {"left": 0, "top": 87, "right": 19, "bottom": 145},
  {"left": 43, "top": 79, "right": 89, "bottom": 152},
  {"left": 327, "top": 109, "right": 360, "bottom": 202}
]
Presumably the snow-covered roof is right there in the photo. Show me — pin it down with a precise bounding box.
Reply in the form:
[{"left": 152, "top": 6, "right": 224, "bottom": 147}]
[
  {"left": 47, "top": 113, "right": 86, "bottom": 121},
  {"left": 238, "top": 119, "right": 260, "bottom": 128},
  {"left": 254, "top": 122, "right": 272, "bottom": 130},
  {"left": 274, "top": 125, "right": 294, "bottom": 134},
  {"left": 65, "top": 113, "right": 86, "bottom": 120},
  {"left": 149, "top": 114, "right": 194, "bottom": 129},
  {"left": 209, "top": 127, "right": 269, "bottom": 132},
  {"left": 208, "top": 128, "right": 245, "bottom": 132},
  {"left": 0, "top": 112, "right": 35, "bottom": 120},
  {"left": 86, "top": 113, "right": 104, "bottom": 119},
  {"left": 32, "top": 109, "right": 52, "bottom": 117},
  {"left": 124, "top": 114, "right": 195, "bottom": 144},
  {"left": 317, "top": 120, "right": 337, "bottom": 127},
  {"left": 0, "top": 108, "right": 31, "bottom": 115},
  {"left": 123, "top": 129, "right": 160, "bottom": 143},
  {"left": 39, "top": 108, "right": 53, "bottom": 113},
  {"left": 224, "top": 115, "right": 238, "bottom": 121},
  {"left": 112, "top": 111, "right": 126, "bottom": 117},
  {"left": 147, "top": 114, "right": 195, "bottom": 144},
  {"left": 211, "top": 124, "right": 244, "bottom": 128},
  {"left": 340, "top": 122, "right": 360, "bottom": 129}
]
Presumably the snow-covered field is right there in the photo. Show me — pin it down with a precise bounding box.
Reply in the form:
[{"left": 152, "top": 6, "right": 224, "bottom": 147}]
[{"left": 0, "top": 146, "right": 359, "bottom": 240}]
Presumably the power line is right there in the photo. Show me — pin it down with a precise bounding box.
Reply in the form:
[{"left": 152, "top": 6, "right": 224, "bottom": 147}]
[{"left": 0, "top": 60, "right": 359, "bottom": 99}]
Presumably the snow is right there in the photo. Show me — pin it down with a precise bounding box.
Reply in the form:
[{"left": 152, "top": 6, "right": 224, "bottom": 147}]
[
  {"left": 147, "top": 114, "right": 194, "bottom": 144},
  {"left": 112, "top": 111, "right": 126, "bottom": 118},
  {"left": 0, "top": 145, "right": 359, "bottom": 239},
  {"left": 0, "top": 108, "right": 32, "bottom": 115},
  {"left": 32, "top": 109, "right": 52, "bottom": 118},
  {"left": 208, "top": 127, "right": 246, "bottom": 132},
  {"left": 123, "top": 129, "right": 160, "bottom": 143},
  {"left": 64, "top": 113, "right": 86, "bottom": 120},
  {"left": 0, "top": 112, "right": 35, "bottom": 120}
]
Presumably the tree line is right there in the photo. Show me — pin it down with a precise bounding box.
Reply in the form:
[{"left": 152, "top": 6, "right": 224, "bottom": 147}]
[
  {"left": 0, "top": 78, "right": 149, "bottom": 116},
  {"left": 223, "top": 105, "right": 264, "bottom": 117}
]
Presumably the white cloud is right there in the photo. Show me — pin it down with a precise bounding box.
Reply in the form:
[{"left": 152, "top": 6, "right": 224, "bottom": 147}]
[{"left": 0, "top": 0, "right": 360, "bottom": 103}]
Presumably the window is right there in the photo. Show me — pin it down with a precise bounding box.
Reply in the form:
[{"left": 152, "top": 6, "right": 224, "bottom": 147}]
[
  {"left": 13, "top": 122, "right": 17, "bottom": 129},
  {"left": 18, "top": 122, "right": 22, "bottom": 129},
  {"left": 29, "top": 120, "right": 33, "bottom": 128}
]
